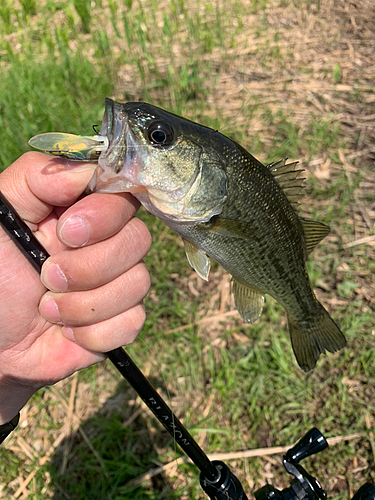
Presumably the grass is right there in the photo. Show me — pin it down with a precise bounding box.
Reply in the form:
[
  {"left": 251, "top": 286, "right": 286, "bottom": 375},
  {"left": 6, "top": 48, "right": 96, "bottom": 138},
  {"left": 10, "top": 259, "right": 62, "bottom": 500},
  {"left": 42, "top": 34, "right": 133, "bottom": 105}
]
[{"left": 1, "top": 0, "right": 375, "bottom": 499}]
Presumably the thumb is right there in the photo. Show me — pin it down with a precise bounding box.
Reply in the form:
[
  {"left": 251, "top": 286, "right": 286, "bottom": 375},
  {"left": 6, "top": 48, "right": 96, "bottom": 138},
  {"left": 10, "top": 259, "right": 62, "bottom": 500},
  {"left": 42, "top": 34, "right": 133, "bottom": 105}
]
[
  {"left": 0, "top": 152, "right": 96, "bottom": 226},
  {"left": 0, "top": 152, "right": 96, "bottom": 321}
]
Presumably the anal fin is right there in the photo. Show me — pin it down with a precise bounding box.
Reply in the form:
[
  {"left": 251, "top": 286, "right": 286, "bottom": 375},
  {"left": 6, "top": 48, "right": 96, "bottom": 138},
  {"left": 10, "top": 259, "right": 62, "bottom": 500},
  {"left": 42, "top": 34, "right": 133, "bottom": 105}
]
[
  {"left": 232, "top": 280, "right": 264, "bottom": 324},
  {"left": 183, "top": 239, "right": 210, "bottom": 281}
]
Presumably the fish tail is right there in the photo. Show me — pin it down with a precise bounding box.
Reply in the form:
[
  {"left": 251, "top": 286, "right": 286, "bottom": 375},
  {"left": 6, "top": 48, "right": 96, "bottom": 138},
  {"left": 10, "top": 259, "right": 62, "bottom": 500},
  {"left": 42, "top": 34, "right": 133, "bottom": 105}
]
[{"left": 287, "top": 305, "right": 346, "bottom": 372}]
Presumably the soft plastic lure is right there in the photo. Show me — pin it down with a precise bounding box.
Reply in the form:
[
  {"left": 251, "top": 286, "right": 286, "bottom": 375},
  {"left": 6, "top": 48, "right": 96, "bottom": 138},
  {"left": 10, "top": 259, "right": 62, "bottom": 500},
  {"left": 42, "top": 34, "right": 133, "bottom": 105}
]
[{"left": 28, "top": 132, "right": 108, "bottom": 161}]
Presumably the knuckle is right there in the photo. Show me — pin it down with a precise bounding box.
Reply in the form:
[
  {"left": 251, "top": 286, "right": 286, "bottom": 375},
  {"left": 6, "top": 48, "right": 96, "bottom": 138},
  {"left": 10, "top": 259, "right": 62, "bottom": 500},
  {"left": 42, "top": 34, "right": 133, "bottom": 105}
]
[
  {"left": 57, "top": 292, "right": 97, "bottom": 326},
  {"left": 62, "top": 254, "right": 101, "bottom": 289}
]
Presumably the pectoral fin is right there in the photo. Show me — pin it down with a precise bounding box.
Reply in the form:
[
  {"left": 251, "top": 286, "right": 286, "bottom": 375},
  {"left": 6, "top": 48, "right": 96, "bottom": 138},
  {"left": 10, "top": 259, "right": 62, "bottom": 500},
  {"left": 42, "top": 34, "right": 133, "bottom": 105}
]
[
  {"left": 232, "top": 280, "right": 264, "bottom": 324},
  {"left": 183, "top": 239, "right": 210, "bottom": 281},
  {"left": 202, "top": 217, "right": 257, "bottom": 240}
]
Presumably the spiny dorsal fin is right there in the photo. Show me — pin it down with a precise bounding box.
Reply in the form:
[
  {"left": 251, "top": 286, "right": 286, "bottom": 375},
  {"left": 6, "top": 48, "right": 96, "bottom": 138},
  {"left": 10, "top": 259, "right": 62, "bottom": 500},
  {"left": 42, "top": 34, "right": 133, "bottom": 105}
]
[
  {"left": 267, "top": 159, "right": 305, "bottom": 210},
  {"left": 268, "top": 160, "right": 330, "bottom": 253},
  {"left": 299, "top": 217, "right": 331, "bottom": 255}
]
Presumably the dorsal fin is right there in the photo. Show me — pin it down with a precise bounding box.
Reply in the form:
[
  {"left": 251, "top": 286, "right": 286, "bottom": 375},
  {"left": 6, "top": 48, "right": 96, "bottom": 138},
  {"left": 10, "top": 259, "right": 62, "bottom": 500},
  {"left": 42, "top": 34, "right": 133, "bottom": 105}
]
[
  {"left": 299, "top": 217, "right": 331, "bottom": 255},
  {"left": 267, "top": 159, "right": 305, "bottom": 210}
]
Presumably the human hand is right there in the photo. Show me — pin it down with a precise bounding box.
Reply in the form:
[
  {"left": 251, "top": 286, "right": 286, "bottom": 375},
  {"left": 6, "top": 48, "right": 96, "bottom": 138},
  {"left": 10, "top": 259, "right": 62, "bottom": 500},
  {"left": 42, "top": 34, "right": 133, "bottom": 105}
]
[{"left": 0, "top": 152, "right": 151, "bottom": 424}]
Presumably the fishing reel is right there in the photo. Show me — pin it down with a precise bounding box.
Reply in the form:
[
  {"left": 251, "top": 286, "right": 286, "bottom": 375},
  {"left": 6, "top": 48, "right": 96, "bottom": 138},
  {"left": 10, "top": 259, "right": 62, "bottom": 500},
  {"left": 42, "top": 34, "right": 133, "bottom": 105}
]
[
  {"left": 200, "top": 427, "right": 375, "bottom": 500},
  {"left": 254, "top": 428, "right": 375, "bottom": 500}
]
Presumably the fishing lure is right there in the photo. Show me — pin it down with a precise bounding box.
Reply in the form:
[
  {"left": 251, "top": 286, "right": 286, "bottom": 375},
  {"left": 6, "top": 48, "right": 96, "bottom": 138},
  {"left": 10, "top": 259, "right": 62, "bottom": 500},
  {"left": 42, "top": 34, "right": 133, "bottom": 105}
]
[{"left": 28, "top": 132, "right": 108, "bottom": 161}]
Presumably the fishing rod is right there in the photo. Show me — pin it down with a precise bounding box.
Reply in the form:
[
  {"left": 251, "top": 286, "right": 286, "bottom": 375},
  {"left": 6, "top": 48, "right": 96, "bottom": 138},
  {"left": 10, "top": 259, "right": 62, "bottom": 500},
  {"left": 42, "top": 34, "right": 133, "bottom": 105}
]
[{"left": 1, "top": 192, "right": 375, "bottom": 500}]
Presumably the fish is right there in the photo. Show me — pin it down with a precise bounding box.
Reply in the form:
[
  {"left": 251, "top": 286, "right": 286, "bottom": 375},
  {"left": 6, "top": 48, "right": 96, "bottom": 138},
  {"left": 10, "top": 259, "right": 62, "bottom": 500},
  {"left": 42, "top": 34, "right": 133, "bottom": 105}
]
[{"left": 29, "top": 98, "right": 346, "bottom": 371}]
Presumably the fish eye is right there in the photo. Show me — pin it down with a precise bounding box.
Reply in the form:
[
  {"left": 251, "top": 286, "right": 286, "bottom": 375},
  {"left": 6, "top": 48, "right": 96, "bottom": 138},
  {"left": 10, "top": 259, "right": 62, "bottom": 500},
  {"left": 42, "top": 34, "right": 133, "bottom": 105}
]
[{"left": 147, "top": 121, "right": 174, "bottom": 146}]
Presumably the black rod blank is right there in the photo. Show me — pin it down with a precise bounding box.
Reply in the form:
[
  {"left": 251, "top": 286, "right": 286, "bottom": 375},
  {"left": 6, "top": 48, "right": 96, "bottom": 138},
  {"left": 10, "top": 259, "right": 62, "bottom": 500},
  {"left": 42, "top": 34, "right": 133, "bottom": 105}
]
[
  {"left": 107, "top": 348, "right": 218, "bottom": 480},
  {"left": 0, "top": 191, "right": 48, "bottom": 272}
]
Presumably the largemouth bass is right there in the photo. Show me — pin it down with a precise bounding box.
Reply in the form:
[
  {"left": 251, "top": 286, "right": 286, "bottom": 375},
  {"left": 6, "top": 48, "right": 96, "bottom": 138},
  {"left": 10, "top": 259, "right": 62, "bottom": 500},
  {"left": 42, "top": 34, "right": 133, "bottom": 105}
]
[{"left": 30, "top": 99, "right": 346, "bottom": 371}]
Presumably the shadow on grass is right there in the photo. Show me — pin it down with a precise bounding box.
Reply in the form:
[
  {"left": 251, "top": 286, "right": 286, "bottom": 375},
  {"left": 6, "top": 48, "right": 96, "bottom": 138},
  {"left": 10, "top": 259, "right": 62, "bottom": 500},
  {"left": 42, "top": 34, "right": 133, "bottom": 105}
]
[{"left": 48, "top": 379, "right": 181, "bottom": 500}]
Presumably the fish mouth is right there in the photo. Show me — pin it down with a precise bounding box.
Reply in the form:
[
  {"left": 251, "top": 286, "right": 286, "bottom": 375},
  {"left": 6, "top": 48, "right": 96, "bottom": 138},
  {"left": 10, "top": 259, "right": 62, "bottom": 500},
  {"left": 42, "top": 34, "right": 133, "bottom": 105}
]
[
  {"left": 88, "top": 98, "right": 145, "bottom": 194},
  {"left": 99, "top": 98, "right": 127, "bottom": 174},
  {"left": 88, "top": 99, "right": 197, "bottom": 204}
]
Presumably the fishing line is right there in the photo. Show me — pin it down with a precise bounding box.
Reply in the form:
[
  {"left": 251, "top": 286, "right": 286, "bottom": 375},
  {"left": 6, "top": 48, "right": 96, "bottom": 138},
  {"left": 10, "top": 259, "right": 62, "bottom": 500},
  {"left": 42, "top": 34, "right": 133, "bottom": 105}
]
[{"left": 213, "top": 77, "right": 253, "bottom": 137}]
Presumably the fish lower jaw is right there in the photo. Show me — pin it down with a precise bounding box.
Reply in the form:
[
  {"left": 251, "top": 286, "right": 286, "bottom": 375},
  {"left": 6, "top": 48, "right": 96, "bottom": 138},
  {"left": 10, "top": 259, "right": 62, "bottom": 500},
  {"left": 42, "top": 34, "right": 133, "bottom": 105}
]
[{"left": 124, "top": 185, "right": 148, "bottom": 194}]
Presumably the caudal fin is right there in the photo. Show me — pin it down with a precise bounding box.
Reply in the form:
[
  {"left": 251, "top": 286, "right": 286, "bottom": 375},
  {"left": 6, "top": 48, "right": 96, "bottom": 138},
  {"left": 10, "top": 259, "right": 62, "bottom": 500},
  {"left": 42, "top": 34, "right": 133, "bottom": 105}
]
[{"left": 288, "top": 305, "right": 346, "bottom": 372}]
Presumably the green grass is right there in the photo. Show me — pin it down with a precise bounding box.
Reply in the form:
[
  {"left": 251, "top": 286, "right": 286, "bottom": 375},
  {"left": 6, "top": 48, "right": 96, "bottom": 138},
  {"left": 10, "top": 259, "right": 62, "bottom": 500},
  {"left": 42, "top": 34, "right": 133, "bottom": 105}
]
[{"left": 1, "top": 1, "right": 374, "bottom": 499}]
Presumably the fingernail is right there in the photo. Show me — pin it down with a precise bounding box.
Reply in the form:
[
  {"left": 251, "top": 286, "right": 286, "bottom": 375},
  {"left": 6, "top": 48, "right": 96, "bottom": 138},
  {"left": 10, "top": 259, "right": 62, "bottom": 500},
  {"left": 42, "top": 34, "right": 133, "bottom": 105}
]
[
  {"left": 59, "top": 215, "right": 90, "bottom": 247},
  {"left": 41, "top": 261, "right": 68, "bottom": 292},
  {"left": 62, "top": 326, "right": 76, "bottom": 343},
  {"left": 39, "top": 295, "right": 62, "bottom": 324}
]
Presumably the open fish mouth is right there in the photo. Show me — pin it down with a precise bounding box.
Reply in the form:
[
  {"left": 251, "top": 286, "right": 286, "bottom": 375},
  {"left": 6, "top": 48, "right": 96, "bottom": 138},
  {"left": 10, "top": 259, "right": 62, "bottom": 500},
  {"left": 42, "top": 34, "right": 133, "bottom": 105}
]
[{"left": 87, "top": 98, "right": 147, "bottom": 194}]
